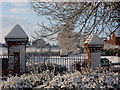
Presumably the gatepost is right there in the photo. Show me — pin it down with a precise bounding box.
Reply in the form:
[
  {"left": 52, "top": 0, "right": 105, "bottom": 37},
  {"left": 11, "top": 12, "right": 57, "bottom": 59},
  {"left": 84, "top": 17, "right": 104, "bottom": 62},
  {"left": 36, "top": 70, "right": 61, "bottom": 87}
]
[
  {"left": 5, "top": 24, "right": 28, "bottom": 75},
  {"left": 84, "top": 35, "right": 104, "bottom": 70}
]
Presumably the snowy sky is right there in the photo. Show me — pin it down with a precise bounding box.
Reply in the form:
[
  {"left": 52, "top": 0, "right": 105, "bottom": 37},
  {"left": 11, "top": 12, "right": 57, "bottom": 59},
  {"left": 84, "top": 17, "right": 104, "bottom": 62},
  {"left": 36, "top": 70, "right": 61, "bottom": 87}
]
[{"left": 0, "top": 0, "right": 53, "bottom": 44}]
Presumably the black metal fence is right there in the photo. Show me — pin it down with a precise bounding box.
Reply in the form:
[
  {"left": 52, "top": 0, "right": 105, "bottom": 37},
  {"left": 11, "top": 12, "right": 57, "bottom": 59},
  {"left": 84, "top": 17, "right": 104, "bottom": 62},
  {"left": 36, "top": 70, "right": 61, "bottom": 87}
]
[
  {"left": 26, "top": 53, "right": 88, "bottom": 72},
  {"left": 0, "top": 53, "right": 88, "bottom": 76},
  {"left": 0, "top": 55, "right": 8, "bottom": 77}
]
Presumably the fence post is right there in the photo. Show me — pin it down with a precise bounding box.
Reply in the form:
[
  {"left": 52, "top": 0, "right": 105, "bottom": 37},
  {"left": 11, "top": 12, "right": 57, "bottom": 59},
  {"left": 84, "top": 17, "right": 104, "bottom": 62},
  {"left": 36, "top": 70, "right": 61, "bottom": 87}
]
[
  {"left": 69, "top": 56, "right": 71, "bottom": 70},
  {"left": 27, "top": 56, "right": 29, "bottom": 72},
  {"left": 66, "top": 56, "right": 68, "bottom": 70},
  {"left": 64, "top": 56, "right": 65, "bottom": 69},
  {"left": 32, "top": 55, "right": 35, "bottom": 73},
  {"left": 38, "top": 55, "right": 40, "bottom": 68},
  {"left": 56, "top": 54, "right": 57, "bottom": 65},
  {"left": 58, "top": 55, "right": 59, "bottom": 65}
]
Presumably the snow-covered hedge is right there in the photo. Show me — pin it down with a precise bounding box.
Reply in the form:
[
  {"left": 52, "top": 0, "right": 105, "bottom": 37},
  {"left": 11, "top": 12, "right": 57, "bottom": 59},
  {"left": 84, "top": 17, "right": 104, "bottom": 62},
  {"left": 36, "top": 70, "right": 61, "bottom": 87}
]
[
  {"left": 0, "top": 70, "right": 54, "bottom": 89},
  {"left": 0, "top": 68, "right": 119, "bottom": 89},
  {"left": 43, "top": 71, "right": 118, "bottom": 88}
]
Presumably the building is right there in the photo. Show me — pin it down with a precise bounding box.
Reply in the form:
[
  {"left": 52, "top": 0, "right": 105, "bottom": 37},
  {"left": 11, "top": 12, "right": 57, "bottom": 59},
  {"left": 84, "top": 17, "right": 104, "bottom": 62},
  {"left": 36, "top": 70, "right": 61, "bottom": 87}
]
[
  {"left": 32, "top": 38, "right": 46, "bottom": 48},
  {"left": 109, "top": 28, "right": 120, "bottom": 46}
]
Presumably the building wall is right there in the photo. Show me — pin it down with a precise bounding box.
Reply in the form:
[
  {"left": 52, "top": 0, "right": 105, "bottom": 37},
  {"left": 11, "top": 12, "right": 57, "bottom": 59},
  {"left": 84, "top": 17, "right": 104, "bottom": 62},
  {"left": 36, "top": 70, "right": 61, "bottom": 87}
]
[
  {"left": 109, "top": 32, "right": 120, "bottom": 46},
  {"left": 32, "top": 39, "right": 46, "bottom": 48},
  {"left": 8, "top": 43, "right": 25, "bottom": 74}
]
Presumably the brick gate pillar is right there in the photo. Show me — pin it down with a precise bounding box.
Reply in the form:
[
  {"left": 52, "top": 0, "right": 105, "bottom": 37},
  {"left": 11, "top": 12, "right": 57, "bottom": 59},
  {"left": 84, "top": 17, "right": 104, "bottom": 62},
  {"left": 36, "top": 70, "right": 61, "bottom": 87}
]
[{"left": 5, "top": 24, "right": 28, "bottom": 75}]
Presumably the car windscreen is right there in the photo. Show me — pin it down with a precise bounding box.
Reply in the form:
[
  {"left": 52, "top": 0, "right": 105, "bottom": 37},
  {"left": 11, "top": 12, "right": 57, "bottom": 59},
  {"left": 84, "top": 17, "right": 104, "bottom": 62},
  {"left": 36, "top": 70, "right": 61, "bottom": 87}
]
[{"left": 101, "top": 59, "right": 109, "bottom": 63}]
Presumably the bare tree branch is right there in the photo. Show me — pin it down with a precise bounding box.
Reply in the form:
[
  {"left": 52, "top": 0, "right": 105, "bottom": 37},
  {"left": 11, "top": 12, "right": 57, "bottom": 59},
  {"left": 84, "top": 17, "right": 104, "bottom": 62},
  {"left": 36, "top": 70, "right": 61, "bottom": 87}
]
[{"left": 30, "top": 1, "right": 120, "bottom": 46}]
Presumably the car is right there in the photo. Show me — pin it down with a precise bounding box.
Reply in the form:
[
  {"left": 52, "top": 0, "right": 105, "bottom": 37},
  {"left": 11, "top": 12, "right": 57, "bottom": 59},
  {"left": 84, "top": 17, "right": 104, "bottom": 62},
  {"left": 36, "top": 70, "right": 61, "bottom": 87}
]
[
  {"left": 101, "top": 58, "right": 110, "bottom": 67},
  {"left": 101, "top": 58, "right": 110, "bottom": 70},
  {"left": 101, "top": 49, "right": 106, "bottom": 56},
  {"left": 101, "top": 58, "right": 120, "bottom": 72}
]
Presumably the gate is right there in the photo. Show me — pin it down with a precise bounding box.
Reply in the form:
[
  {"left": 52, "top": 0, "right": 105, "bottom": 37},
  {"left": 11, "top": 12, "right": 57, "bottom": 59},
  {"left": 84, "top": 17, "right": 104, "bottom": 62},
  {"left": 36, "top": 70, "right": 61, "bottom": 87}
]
[{"left": 26, "top": 53, "right": 87, "bottom": 73}]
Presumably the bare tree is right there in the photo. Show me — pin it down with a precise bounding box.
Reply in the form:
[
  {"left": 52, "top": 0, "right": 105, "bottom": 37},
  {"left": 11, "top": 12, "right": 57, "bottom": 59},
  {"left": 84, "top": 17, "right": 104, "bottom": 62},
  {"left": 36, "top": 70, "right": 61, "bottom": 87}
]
[
  {"left": 30, "top": 1, "right": 119, "bottom": 54},
  {"left": 29, "top": 1, "right": 120, "bottom": 84},
  {"left": 30, "top": 1, "right": 119, "bottom": 40},
  {"left": 58, "top": 30, "right": 78, "bottom": 52}
]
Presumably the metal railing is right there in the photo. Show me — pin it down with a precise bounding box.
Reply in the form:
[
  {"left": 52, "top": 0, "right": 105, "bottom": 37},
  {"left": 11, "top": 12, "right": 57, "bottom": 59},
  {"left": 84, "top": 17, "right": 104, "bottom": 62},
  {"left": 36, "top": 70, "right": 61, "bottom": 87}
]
[{"left": 26, "top": 53, "right": 88, "bottom": 72}]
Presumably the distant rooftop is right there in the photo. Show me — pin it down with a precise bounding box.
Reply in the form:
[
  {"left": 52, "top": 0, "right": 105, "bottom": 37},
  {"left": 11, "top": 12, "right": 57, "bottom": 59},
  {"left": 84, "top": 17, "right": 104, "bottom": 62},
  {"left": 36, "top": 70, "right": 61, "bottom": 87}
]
[{"left": 5, "top": 24, "right": 28, "bottom": 39}]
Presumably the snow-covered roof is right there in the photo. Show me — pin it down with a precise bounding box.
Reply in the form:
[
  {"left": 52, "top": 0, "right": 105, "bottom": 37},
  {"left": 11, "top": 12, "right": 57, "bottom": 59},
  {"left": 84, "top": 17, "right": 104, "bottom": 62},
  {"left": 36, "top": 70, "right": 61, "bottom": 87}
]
[
  {"left": 84, "top": 34, "right": 93, "bottom": 45},
  {"left": 116, "top": 27, "right": 120, "bottom": 37},
  {"left": 5, "top": 24, "right": 28, "bottom": 39},
  {"left": 84, "top": 34, "right": 104, "bottom": 47}
]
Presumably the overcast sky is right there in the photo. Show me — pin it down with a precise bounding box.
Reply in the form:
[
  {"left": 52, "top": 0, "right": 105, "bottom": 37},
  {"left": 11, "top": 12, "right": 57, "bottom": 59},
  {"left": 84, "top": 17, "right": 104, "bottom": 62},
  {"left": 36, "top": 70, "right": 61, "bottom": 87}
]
[{"left": 0, "top": 1, "right": 53, "bottom": 44}]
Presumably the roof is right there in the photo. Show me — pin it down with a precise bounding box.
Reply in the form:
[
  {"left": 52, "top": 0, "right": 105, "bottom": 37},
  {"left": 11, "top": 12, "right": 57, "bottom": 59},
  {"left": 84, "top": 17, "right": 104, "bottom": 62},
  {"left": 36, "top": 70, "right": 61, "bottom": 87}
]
[
  {"left": 84, "top": 34, "right": 104, "bottom": 47},
  {"left": 116, "top": 27, "right": 120, "bottom": 37},
  {"left": 5, "top": 24, "right": 28, "bottom": 39}
]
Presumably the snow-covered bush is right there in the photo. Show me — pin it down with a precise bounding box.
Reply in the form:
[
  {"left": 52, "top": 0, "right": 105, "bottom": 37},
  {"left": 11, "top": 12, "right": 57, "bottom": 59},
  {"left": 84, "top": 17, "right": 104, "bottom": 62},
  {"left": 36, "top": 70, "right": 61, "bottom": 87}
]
[
  {"left": 0, "top": 70, "right": 54, "bottom": 89},
  {"left": 38, "top": 68, "right": 118, "bottom": 88},
  {"left": 0, "top": 67, "right": 119, "bottom": 89}
]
